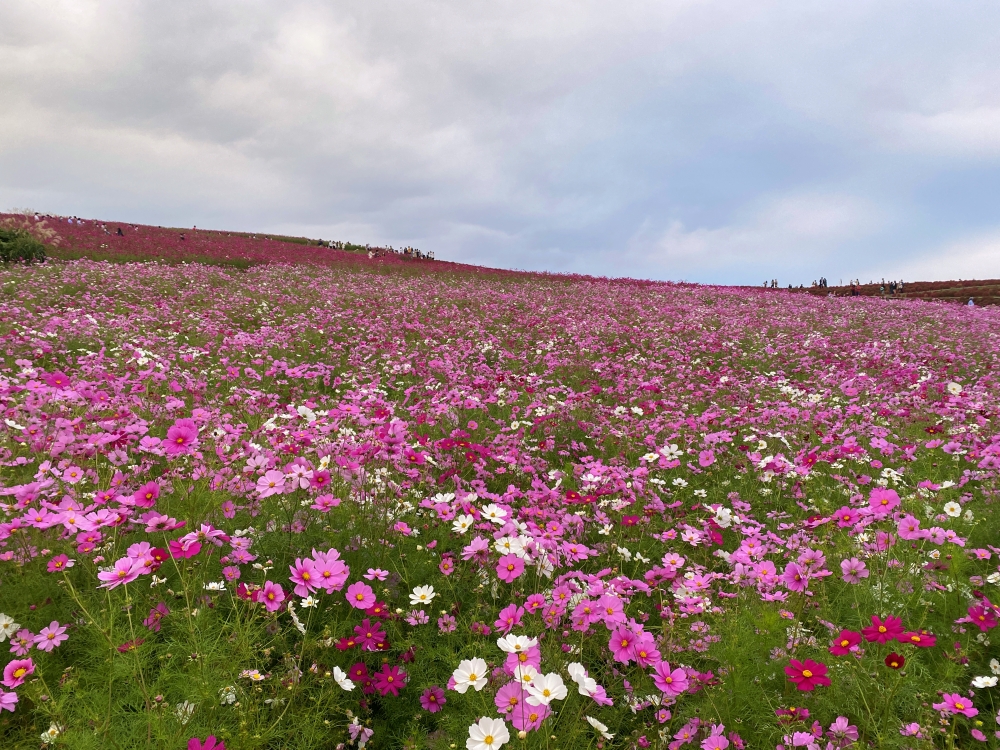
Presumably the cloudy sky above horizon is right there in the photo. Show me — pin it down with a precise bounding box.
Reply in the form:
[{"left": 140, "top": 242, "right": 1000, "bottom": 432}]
[{"left": 3, "top": 1, "right": 1000, "bottom": 284}]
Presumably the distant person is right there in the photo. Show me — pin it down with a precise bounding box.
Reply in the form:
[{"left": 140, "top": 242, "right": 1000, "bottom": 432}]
[
  {"left": 968, "top": 297, "right": 975, "bottom": 307},
  {"left": 116, "top": 227, "right": 124, "bottom": 236}
]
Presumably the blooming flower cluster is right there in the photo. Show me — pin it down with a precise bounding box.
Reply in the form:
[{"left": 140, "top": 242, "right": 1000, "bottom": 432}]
[{"left": 0, "top": 253, "right": 998, "bottom": 747}]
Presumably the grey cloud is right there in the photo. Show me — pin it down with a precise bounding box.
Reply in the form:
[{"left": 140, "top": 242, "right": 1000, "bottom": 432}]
[{"left": 2, "top": 1, "right": 1000, "bottom": 282}]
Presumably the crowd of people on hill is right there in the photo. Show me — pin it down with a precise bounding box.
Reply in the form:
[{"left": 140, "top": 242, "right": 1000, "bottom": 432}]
[{"left": 360, "top": 244, "right": 435, "bottom": 261}]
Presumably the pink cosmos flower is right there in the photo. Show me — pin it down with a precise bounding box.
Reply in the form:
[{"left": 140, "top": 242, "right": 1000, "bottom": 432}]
[
  {"left": 510, "top": 702, "right": 550, "bottom": 732},
  {"left": 164, "top": 418, "right": 199, "bottom": 455},
  {"left": 256, "top": 470, "right": 286, "bottom": 498},
  {"left": 784, "top": 659, "right": 830, "bottom": 691},
  {"left": 494, "top": 603, "right": 525, "bottom": 634},
  {"left": 609, "top": 625, "right": 637, "bottom": 664},
  {"left": 652, "top": 661, "right": 689, "bottom": 696},
  {"left": 8, "top": 629, "right": 33, "bottom": 656},
  {"left": 782, "top": 562, "right": 808, "bottom": 592},
  {"left": 833, "top": 506, "right": 860, "bottom": 528},
  {"left": 862, "top": 614, "right": 904, "bottom": 643},
  {"left": 868, "top": 488, "right": 900, "bottom": 514},
  {"left": 346, "top": 581, "right": 376, "bottom": 610},
  {"left": 33, "top": 621, "right": 68, "bottom": 652},
  {"left": 496, "top": 554, "right": 525, "bottom": 583},
  {"left": 420, "top": 685, "right": 446, "bottom": 712},
  {"left": 144, "top": 602, "right": 170, "bottom": 632},
  {"left": 0, "top": 689, "right": 17, "bottom": 712},
  {"left": 260, "top": 581, "right": 286, "bottom": 612},
  {"left": 47, "top": 554, "right": 74, "bottom": 573},
  {"left": 827, "top": 716, "right": 859, "bottom": 743},
  {"left": 2, "top": 658, "right": 34, "bottom": 688},
  {"left": 289, "top": 558, "right": 319, "bottom": 597},
  {"left": 840, "top": 557, "right": 868, "bottom": 584},
  {"left": 98, "top": 557, "right": 144, "bottom": 589},
  {"left": 932, "top": 692, "right": 978, "bottom": 717}
]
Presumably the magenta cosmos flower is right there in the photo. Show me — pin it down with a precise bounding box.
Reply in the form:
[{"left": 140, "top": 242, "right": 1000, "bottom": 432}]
[
  {"left": 496, "top": 554, "right": 525, "bottom": 583},
  {"left": 828, "top": 629, "right": 862, "bottom": 655},
  {"left": 932, "top": 693, "right": 978, "bottom": 717},
  {"left": 33, "top": 621, "right": 68, "bottom": 652},
  {"left": 373, "top": 664, "right": 406, "bottom": 696},
  {"left": 346, "top": 581, "right": 376, "bottom": 610},
  {"left": 420, "top": 685, "right": 446, "bottom": 712},
  {"left": 164, "top": 418, "right": 199, "bottom": 455},
  {"left": 784, "top": 659, "right": 830, "bottom": 691},
  {"left": 188, "top": 737, "right": 226, "bottom": 750},
  {"left": 862, "top": 614, "right": 904, "bottom": 643},
  {"left": 0, "top": 689, "right": 17, "bottom": 712},
  {"left": 2, "top": 658, "right": 34, "bottom": 688}
]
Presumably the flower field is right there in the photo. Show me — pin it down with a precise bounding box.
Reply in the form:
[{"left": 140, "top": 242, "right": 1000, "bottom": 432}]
[{"left": 0, "top": 253, "right": 999, "bottom": 750}]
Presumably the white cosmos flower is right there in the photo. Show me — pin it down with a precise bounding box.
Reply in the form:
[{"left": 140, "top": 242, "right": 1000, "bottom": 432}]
[
  {"left": 0, "top": 613, "right": 20, "bottom": 642},
  {"left": 525, "top": 672, "right": 567, "bottom": 706},
  {"left": 466, "top": 717, "right": 509, "bottom": 750},
  {"left": 586, "top": 716, "right": 614, "bottom": 740},
  {"left": 972, "top": 675, "right": 998, "bottom": 688},
  {"left": 409, "top": 585, "right": 436, "bottom": 606},
  {"left": 452, "top": 658, "right": 489, "bottom": 693},
  {"left": 452, "top": 514, "right": 475, "bottom": 534},
  {"left": 496, "top": 634, "right": 537, "bottom": 654},
  {"left": 990, "top": 658, "right": 1000, "bottom": 675},
  {"left": 512, "top": 664, "right": 538, "bottom": 688},
  {"left": 943, "top": 502, "right": 962, "bottom": 518},
  {"left": 567, "top": 662, "right": 598, "bottom": 696},
  {"left": 333, "top": 666, "right": 355, "bottom": 691},
  {"left": 946, "top": 382, "right": 963, "bottom": 395},
  {"left": 480, "top": 504, "right": 508, "bottom": 524}
]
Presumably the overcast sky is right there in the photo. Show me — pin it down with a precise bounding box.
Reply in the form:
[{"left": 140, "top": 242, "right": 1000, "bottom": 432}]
[{"left": 2, "top": 1, "right": 1000, "bottom": 284}]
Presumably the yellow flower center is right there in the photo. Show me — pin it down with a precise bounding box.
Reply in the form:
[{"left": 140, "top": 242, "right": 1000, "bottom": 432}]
[{"left": 802, "top": 669, "right": 813, "bottom": 678}]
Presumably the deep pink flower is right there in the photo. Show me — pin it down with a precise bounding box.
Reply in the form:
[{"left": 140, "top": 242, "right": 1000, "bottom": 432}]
[
  {"left": 782, "top": 562, "right": 808, "bottom": 592},
  {"left": 967, "top": 604, "right": 999, "bottom": 632},
  {"left": 188, "top": 737, "right": 226, "bottom": 750},
  {"left": 862, "top": 615, "right": 904, "bottom": 643},
  {"left": 372, "top": 663, "right": 406, "bottom": 696},
  {"left": 828, "top": 629, "right": 861, "bottom": 655},
  {"left": 420, "top": 685, "right": 446, "bottom": 712},
  {"left": 2, "top": 658, "right": 34, "bottom": 688},
  {"left": 289, "top": 557, "right": 320, "bottom": 597},
  {"left": 784, "top": 659, "right": 830, "bottom": 691}
]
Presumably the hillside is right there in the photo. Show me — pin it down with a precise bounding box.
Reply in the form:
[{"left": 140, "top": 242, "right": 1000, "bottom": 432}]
[{"left": 800, "top": 279, "right": 999, "bottom": 306}]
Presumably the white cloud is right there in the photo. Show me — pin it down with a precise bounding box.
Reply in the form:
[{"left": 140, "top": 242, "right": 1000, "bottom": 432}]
[
  {"left": 867, "top": 232, "right": 1000, "bottom": 282},
  {"left": 626, "top": 193, "right": 883, "bottom": 278}
]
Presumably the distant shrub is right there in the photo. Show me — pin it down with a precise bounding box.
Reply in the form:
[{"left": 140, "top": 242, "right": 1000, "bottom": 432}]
[{"left": 0, "top": 226, "right": 47, "bottom": 264}]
